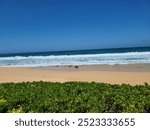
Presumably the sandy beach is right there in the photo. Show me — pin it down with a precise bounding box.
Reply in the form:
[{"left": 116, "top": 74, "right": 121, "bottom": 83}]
[{"left": 0, "top": 64, "right": 150, "bottom": 85}]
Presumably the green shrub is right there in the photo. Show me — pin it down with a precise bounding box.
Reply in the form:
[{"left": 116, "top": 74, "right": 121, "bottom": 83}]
[{"left": 0, "top": 81, "right": 149, "bottom": 113}]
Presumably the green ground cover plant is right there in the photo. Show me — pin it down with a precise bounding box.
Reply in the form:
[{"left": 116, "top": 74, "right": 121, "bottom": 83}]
[{"left": 0, "top": 81, "right": 150, "bottom": 113}]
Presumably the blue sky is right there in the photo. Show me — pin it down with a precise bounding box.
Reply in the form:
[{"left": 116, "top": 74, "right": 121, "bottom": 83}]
[{"left": 0, "top": 0, "right": 150, "bottom": 53}]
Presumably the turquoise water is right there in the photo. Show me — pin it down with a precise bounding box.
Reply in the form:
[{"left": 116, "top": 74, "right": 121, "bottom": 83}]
[{"left": 0, "top": 46, "right": 150, "bottom": 66}]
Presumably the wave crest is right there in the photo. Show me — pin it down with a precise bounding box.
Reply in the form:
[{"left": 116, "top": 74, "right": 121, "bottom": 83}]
[{"left": 0, "top": 51, "right": 150, "bottom": 67}]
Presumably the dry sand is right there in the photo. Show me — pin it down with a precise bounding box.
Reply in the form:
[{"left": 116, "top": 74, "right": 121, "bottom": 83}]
[{"left": 0, "top": 65, "right": 150, "bottom": 85}]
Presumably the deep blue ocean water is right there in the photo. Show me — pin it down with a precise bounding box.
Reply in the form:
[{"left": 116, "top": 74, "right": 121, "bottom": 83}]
[{"left": 0, "top": 46, "right": 150, "bottom": 66}]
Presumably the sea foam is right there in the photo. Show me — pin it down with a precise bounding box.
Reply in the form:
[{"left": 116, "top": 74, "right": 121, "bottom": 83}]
[{"left": 0, "top": 51, "right": 150, "bottom": 67}]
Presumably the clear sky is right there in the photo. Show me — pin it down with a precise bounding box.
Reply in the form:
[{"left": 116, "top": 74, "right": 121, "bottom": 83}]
[{"left": 0, "top": 0, "right": 150, "bottom": 53}]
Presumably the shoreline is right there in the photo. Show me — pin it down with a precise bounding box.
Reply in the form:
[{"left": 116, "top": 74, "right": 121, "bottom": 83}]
[
  {"left": 0, "top": 64, "right": 150, "bottom": 85},
  {"left": 34, "top": 64, "right": 150, "bottom": 72}
]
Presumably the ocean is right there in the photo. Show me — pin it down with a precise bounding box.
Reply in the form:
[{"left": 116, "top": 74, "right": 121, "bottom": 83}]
[{"left": 0, "top": 46, "right": 150, "bottom": 67}]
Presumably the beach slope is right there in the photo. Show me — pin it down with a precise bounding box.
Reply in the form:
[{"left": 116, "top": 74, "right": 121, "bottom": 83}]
[{"left": 0, "top": 65, "right": 150, "bottom": 85}]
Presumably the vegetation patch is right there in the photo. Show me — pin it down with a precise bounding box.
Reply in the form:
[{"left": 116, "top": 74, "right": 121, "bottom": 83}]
[{"left": 0, "top": 81, "right": 150, "bottom": 113}]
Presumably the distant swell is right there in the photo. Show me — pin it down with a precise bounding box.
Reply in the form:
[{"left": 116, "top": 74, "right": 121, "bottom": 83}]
[{"left": 0, "top": 51, "right": 150, "bottom": 67}]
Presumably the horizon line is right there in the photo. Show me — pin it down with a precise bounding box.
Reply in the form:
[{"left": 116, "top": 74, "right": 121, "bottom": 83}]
[{"left": 0, "top": 45, "right": 150, "bottom": 55}]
